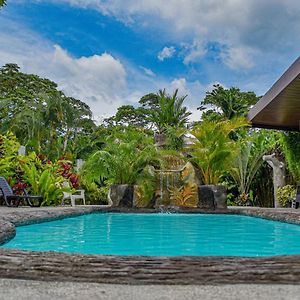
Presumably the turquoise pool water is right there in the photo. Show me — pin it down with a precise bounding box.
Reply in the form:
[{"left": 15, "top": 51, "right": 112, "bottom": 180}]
[{"left": 2, "top": 213, "right": 300, "bottom": 256}]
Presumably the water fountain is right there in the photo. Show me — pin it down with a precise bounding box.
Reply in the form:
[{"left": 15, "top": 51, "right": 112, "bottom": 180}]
[{"left": 155, "top": 161, "right": 199, "bottom": 208}]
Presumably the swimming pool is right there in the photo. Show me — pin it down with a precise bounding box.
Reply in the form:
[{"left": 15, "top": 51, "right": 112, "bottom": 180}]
[{"left": 2, "top": 213, "right": 300, "bottom": 256}]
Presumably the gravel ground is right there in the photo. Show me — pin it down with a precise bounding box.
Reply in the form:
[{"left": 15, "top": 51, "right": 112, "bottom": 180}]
[{"left": 0, "top": 279, "right": 300, "bottom": 300}]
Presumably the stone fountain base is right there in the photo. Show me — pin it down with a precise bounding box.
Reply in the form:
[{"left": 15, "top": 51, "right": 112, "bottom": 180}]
[
  {"left": 198, "top": 185, "right": 227, "bottom": 209},
  {"left": 109, "top": 184, "right": 227, "bottom": 210},
  {"left": 109, "top": 184, "right": 134, "bottom": 208}
]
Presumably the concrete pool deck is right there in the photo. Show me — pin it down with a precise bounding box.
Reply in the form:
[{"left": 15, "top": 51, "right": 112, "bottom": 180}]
[
  {"left": 1, "top": 279, "right": 300, "bottom": 300},
  {"left": 1, "top": 206, "right": 300, "bottom": 285}
]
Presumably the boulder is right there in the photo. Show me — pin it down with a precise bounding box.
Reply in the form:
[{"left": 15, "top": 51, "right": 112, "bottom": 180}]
[
  {"left": 198, "top": 185, "right": 227, "bottom": 209},
  {"left": 198, "top": 185, "right": 215, "bottom": 209},
  {"left": 109, "top": 184, "right": 134, "bottom": 208},
  {"left": 212, "top": 185, "right": 227, "bottom": 209}
]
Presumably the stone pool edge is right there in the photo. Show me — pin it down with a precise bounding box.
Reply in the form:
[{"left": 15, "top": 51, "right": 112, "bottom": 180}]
[{"left": 1, "top": 206, "right": 300, "bottom": 285}]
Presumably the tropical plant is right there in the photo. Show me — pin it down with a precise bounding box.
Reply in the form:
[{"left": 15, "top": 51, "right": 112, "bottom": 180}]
[
  {"left": 198, "top": 84, "right": 259, "bottom": 120},
  {"left": 281, "top": 132, "right": 300, "bottom": 183},
  {"left": 20, "top": 157, "right": 71, "bottom": 206},
  {"left": 277, "top": 185, "right": 296, "bottom": 207},
  {"left": 0, "top": 64, "right": 95, "bottom": 160},
  {"left": 104, "top": 105, "right": 150, "bottom": 128},
  {"left": 134, "top": 165, "right": 157, "bottom": 207},
  {"left": 150, "top": 89, "right": 191, "bottom": 133},
  {"left": 245, "top": 129, "right": 282, "bottom": 207},
  {"left": 81, "top": 128, "right": 160, "bottom": 187},
  {"left": 82, "top": 142, "right": 159, "bottom": 185},
  {"left": 230, "top": 131, "right": 267, "bottom": 201},
  {"left": 169, "top": 183, "right": 197, "bottom": 207},
  {"left": 164, "top": 126, "right": 187, "bottom": 151},
  {"left": 189, "top": 118, "right": 249, "bottom": 185},
  {"left": 0, "top": 132, "right": 20, "bottom": 181}
]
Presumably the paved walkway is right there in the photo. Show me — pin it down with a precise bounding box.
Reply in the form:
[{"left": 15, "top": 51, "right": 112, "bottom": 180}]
[{"left": 0, "top": 279, "right": 300, "bottom": 300}]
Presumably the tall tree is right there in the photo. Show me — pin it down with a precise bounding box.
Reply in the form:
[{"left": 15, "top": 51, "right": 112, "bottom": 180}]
[
  {"left": 0, "top": 64, "right": 95, "bottom": 159},
  {"left": 198, "top": 84, "right": 259, "bottom": 121},
  {"left": 139, "top": 93, "right": 159, "bottom": 110},
  {"left": 103, "top": 105, "right": 149, "bottom": 128},
  {"left": 150, "top": 89, "right": 191, "bottom": 133}
]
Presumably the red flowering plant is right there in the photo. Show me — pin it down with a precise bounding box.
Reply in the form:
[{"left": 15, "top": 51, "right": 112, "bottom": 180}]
[
  {"left": 12, "top": 179, "right": 27, "bottom": 195},
  {"left": 57, "top": 159, "right": 80, "bottom": 188}
]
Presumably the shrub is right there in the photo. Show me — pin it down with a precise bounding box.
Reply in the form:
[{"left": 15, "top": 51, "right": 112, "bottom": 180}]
[
  {"left": 277, "top": 185, "right": 296, "bottom": 207},
  {"left": 0, "top": 132, "right": 20, "bottom": 182},
  {"left": 19, "top": 153, "right": 72, "bottom": 206}
]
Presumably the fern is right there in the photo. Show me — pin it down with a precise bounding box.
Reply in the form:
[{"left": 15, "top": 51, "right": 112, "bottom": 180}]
[{"left": 169, "top": 183, "right": 197, "bottom": 207}]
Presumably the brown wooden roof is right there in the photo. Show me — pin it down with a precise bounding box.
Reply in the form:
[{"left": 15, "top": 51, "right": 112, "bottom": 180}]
[{"left": 248, "top": 57, "right": 300, "bottom": 131}]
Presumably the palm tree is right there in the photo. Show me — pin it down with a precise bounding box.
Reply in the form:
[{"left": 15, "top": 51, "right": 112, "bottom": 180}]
[
  {"left": 150, "top": 89, "right": 191, "bottom": 133},
  {"left": 81, "top": 136, "right": 160, "bottom": 186},
  {"left": 230, "top": 135, "right": 266, "bottom": 203},
  {"left": 188, "top": 118, "right": 249, "bottom": 185}
]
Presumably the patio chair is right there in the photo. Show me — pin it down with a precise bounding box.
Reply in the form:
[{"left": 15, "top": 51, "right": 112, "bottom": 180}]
[
  {"left": 61, "top": 181, "right": 86, "bottom": 206},
  {"left": 292, "top": 186, "right": 300, "bottom": 209},
  {"left": 0, "top": 176, "right": 43, "bottom": 207}
]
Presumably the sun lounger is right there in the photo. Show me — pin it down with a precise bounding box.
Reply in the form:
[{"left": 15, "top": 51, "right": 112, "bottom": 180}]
[{"left": 0, "top": 176, "right": 43, "bottom": 207}]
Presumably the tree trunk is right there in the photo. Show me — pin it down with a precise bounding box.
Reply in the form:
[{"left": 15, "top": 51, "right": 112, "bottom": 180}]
[{"left": 263, "top": 154, "right": 285, "bottom": 208}]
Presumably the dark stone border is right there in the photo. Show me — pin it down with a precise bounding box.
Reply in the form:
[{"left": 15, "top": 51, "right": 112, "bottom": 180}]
[{"left": 1, "top": 206, "right": 300, "bottom": 284}]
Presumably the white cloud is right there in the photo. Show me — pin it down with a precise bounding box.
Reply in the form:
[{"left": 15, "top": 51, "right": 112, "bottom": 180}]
[
  {"left": 0, "top": 13, "right": 225, "bottom": 123},
  {"left": 139, "top": 66, "right": 155, "bottom": 77},
  {"left": 220, "top": 46, "right": 254, "bottom": 70},
  {"left": 46, "top": 0, "right": 300, "bottom": 71},
  {"left": 170, "top": 78, "right": 189, "bottom": 95},
  {"left": 166, "top": 77, "right": 209, "bottom": 122},
  {"left": 157, "top": 46, "right": 176, "bottom": 61},
  {"left": 0, "top": 18, "right": 127, "bottom": 119},
  {"left": 182, "top": 40, "right": 207, "bottom": 65},
  {"left": 50, "top": 45, "right": 126, "bottom": 114}
]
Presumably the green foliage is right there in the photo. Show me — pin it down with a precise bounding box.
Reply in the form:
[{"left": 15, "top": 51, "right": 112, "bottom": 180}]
[
  {"left": 230, "top": 131, "right": 268, "bottom": 200},
  {"left": 199, "top": 84, "right": 259, "bottom": 120},
  {"left": 81, "top": 129, "right": 160, "bottom": 188},
  {"left": 281, "top": 132, "right": 300, "bottom": 183},
  {"left": 139, "top": 93, "right": 159, "bottom": 110},
  {"left": 189, "top": 118, "right": 249, "bottom": 184},
  {"left": 149, "top": 89, "right": 191, "bottom": 133},
  {"left": 0, "top": 62, "right": 282, "bottom": 209},
  {"left": 0, "top": 132, "right": 30, "bottom": 191},
  {"left": 134, "top": 166, "right": 157, "bottom": 207},
  {"left": 164, "top": 126, "right": 187, "bottom": 151},
  {"left": 277, "top": 185, "right": 296, "bottom": 207},
  {"left": 0, "top": 0, "right": 6, "bottom": 7},
  {"left": 80, "top": 179, "right": 108, "bottom": 204},
  {"left": 0, "top": 64, "right": 96, "bottom": 160},
  {"left": 19, "top": 154, "right": 72, "bottom": 206},
  {"left": 82, "top": 142, "right": 159, "bottom": 185},
  {"left": 104, "top": 105, "right": 150, "bottom": 128},
  {"left": 0, "top": 132, "right": 20, "bottom": 180},
  {"left": 103, "top": 93, "right": 159, "bottom": 129}
]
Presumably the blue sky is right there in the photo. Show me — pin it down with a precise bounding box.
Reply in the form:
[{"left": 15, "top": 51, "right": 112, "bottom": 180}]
[{"left": 1, "top": 0, "right": 300, "bottom": 121}]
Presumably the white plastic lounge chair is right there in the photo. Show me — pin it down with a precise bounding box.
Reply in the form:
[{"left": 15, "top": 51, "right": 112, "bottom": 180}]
[{"left": 62, "top": 181, "right": 86, "bottom": 206}]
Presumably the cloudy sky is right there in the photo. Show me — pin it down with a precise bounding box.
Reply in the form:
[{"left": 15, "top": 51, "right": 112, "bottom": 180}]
[{"left": 1, "top": 1, "right": 300, "bottom": 121}]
